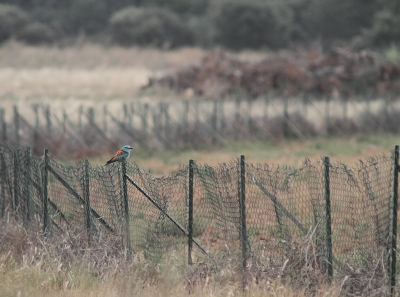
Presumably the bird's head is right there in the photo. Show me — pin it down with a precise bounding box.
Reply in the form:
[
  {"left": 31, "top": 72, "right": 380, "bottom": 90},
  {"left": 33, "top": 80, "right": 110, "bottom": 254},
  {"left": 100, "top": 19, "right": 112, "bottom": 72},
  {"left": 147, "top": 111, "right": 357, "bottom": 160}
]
[{"left": 122, "top": 145, "right": 133, "bottom": 152}]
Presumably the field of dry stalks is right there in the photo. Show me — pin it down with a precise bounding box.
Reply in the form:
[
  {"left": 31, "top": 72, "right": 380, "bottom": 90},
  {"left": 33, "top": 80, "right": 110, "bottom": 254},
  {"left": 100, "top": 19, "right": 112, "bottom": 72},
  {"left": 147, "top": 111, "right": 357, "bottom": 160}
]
[
  {"left": 0, "top": 42, "right": 399, "bottom": 296},
  {"left": 0, "top": 222, "right": 348, "bottom": 297}
]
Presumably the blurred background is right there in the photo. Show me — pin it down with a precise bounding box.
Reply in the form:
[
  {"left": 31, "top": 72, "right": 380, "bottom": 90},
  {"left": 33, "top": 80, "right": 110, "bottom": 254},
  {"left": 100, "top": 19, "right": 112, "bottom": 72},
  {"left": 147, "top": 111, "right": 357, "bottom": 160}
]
[
  {"left": 0, "top": 0, "right": 399, "bottom": 173},
  {"left": 0, "top": 0, "right": 398, "bottom": 51}
]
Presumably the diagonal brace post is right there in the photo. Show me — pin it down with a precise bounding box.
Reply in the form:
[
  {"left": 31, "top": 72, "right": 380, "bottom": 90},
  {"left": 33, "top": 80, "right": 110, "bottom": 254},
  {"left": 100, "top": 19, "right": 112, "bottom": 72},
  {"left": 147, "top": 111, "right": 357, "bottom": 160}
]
[{"left": 125, "top": 174, "right": 214, "bottom": 260}]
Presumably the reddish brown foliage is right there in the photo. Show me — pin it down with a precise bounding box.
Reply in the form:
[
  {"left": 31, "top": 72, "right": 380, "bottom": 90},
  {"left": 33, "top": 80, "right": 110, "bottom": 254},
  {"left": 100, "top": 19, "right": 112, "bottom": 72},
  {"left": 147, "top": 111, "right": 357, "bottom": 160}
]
[{"left": 145, "top": 48, "right": 400, "bottom": 98}]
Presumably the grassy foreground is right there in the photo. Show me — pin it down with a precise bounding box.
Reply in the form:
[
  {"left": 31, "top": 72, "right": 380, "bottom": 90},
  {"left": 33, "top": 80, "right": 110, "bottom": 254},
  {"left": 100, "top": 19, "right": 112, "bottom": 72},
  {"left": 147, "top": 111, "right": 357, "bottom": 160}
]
[
  {"left": 0, "top": 224, "right": 346, "bottom": 297},
  {"left": 90, "top": 133, "right": 400, "bottom": 176},
  {"left": 2, "top": 134, "right": 397, "bottom": 296}
]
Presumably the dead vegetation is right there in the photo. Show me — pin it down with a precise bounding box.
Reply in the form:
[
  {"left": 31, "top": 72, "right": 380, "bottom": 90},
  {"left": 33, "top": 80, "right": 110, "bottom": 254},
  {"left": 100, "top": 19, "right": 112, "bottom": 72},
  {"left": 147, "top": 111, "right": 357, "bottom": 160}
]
[
  {"left": 145, "top": 48, "right": 400, "bottom": 98},
  {"left": 0, "top": 218, "right": 393, "bottom": 297}
]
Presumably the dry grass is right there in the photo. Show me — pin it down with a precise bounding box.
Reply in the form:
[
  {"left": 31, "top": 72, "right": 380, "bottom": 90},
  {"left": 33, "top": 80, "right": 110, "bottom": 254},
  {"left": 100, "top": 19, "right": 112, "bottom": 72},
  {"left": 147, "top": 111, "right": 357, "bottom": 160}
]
[
  {"left": 0, "top": 222, "right": 348, "bottom": 297},
  {"left": 0, "top": 41, "right": 205, "bottom": 70},
  {"left": 0, "top": 68, "right": 150, "bottom": 98},
  {"left": 117, "top": 133, "right": 400, "bottom": 176},
  {"left": 0, "top": 41, "right": 205, "bottom": 100}
]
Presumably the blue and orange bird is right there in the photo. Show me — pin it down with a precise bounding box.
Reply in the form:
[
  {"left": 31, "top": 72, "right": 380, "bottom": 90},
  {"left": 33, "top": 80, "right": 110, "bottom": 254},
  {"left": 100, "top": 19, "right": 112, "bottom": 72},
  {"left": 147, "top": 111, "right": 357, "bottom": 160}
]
[{"left": 105, "top": 145, "right": 133, "bottom": 165}]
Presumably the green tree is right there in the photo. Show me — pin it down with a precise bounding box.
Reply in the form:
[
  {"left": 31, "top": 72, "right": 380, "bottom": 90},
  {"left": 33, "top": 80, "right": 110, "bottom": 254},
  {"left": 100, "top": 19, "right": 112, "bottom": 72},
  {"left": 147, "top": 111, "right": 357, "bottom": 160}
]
[
  {"left": 0, "top": 4, "right": 29, "bottom": 43},
  {"left": 70, "top": 0, "right": 108, "bottom": 34},
  {"left": 211, "top": 0, "right": 294, "bottom": 50},
  {"left": 142, "top": 0, "right": 209, "bottom": 14},
  {"left": 16, "top": 21, "right": 56, "bottom": 44},
  {"left": 301, "top": 0, "right": 379, "bottom": 45},
  {"left": 109, "top": 6, "right": 194, "bottom": 48},
  {"left": 363, "top": 1, "right": 400, "bottom": 47}
]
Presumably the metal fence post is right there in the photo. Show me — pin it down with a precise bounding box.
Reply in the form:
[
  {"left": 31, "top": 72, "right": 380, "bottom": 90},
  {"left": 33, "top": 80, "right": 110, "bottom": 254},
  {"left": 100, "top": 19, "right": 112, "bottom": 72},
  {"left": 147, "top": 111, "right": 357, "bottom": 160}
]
[
  {"left": 25, "top": 147, "right": 31, "bottom": 223},
  {"left": 389, "top": 145, "right": 399, "bottom": 296},
  {"left": 0, "top": 108, "right": 4, "bottom": 143},
  {"left": 239, "top": 155, "right": 248, "bottom": 269},
  {"left": 0, "top": 147, "right": 5, "bottom": 219},
  {"left": 325, "top": 96, "right": 330, "bottom": 133},
  {"left": 324, "top": 157, "right": 333, "bottom": 281},
  {"left": 188, "top": 159, "right": 194, "bottom": 265},
  {"left": 13, "top": 149, "right": 19, "bottom": 219},
  {"left": 42, "top": 149, "right": 49, "bottom": 235},
  {"left": 235, "top": 97, "right": 241, "bottom": 141},
  {"left": 283, "top": 97, "right": 289, "bottom": 138},
  {"left": 1, "top": 117, "right": 6, "bottom": 144},
  {"left": 14, "top": 106, "right": 20, "bottom": 146},
  {"left": 32, "top": 104, "right": 39, "bottom": 149},
  {"left": 211, "top": 100, "right": 218, "bottom": 144},
  {"left": 83, "top": 159, "right": 91, "bottom": 245},
  {"left": 121, "top": 159, "right": 132, "bottom": 260},
  {"left": 45, "top": 105, "right": 52, "bottom": 135},
  {"left": 103, "top": 105, "right": 108, "bottom": 133}
]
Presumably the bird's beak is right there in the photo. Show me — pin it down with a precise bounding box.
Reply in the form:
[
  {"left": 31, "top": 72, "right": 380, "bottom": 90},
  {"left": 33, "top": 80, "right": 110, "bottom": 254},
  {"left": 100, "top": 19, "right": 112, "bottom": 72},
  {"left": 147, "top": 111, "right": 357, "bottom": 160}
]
[{"left": 129, "top": 147, "right": 133, "bottom": 150}]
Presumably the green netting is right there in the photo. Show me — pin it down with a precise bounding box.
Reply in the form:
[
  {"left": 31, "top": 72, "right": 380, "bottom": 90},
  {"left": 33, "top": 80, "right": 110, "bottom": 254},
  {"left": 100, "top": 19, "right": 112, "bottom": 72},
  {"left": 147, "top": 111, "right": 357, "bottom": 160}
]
[{"left": 0, "top": 144, "right": 398, "bottom": 288}]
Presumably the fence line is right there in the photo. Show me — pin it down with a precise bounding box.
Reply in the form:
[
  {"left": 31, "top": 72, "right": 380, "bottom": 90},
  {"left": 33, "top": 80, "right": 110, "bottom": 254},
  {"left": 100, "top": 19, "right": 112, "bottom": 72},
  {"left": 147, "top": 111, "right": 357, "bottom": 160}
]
[
  {"left": 1, "top": 96, "right": 400, "bottom": 158},
  {"left": 0, "top": 144, "right": 399, "bottom": 294}
]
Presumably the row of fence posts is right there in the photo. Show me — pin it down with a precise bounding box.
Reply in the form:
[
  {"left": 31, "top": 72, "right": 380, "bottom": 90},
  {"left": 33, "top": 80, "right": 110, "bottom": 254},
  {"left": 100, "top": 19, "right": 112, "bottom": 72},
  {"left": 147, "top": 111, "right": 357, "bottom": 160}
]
[
  {"left": 3, "top": 96, "right": 399, "bottom": 150},
  {"left": 1, "top": 145, "right": 398, "bottom": 294}
]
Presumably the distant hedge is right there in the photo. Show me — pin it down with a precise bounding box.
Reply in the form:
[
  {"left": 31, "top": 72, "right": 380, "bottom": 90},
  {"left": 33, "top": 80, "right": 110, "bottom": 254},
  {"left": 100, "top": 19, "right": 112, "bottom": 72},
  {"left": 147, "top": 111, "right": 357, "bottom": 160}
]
[
  {"left": 70, "top": 0, "right": 108, "bottom": 34},
  {"left": 109, "top": 6, "right": 195, "bottom": 48},
  {"left": 16, "top": 22, "right": 56, "bottom": 45},
  {"left": 0, "top": 4, "right": 29, "bottom": 43},
  {"left": 211, "top": 1, "right": 293, "bottom": 50},
  {"left": 0, "top": 0, "right": 399, "bottom": 50},
  {"left": 363, "top": 9, "right": 400, "bottom": 47}
]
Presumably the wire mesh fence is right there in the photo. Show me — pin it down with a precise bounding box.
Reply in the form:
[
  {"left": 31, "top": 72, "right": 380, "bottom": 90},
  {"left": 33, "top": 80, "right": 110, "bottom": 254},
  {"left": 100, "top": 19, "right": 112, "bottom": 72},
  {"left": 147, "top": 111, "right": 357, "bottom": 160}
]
[
  {"left": 0, "top": 143, "right": 399, "bottom": 294},
  {"left": 2, "top": 96, "right": 400, "bottom": 159}
]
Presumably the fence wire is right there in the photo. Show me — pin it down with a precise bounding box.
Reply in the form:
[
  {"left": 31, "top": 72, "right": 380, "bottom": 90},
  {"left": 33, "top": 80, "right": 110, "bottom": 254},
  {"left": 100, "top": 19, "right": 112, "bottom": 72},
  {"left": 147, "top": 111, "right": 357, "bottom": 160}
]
[{"left": 0, "top": 144, "right": 398, "bottom": 292}]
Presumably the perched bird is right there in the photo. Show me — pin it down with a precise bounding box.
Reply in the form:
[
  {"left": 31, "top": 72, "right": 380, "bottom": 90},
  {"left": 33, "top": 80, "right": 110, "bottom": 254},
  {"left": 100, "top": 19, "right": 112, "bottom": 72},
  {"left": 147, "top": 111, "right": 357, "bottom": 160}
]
[{"left": 105, "top": 145, "right": 133, "bottom": 165}]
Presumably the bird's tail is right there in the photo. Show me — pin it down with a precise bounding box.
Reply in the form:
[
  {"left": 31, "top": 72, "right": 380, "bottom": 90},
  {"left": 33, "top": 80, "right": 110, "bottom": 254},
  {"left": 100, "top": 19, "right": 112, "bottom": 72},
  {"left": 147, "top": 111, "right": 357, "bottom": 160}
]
[{"left": 105, "top": 158, "right": 117, "bottom": 165}]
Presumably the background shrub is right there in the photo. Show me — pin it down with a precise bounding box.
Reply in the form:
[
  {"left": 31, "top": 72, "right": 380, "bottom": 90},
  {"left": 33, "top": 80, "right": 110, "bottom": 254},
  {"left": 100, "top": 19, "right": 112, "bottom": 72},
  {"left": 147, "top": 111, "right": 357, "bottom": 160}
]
[
  {"left": 69, "top": 0, "right": 108, "bottom": 35},
  {"left": 363, "top": 9, "right": 400, "bottom": 47},
  {"left": 109, "top": 6, "right": 195, "bottom": 48},
  {"left": 0, "top": 0, "right": 399, "bottom": 51},
  {"left": 301, "top": 0, "right": 379, "bottom": 48},
  {"left": 210, "top": 0, "right": 293, "bottom": 50},
  {"left": 16, "top": 22, "right": 57, "bottom": 45},
  {"left": 143, "top": 0, "right": 210, "bottom": 15},
  {"left": 0, "top": 4, "right": 29, "bottom": 43}
]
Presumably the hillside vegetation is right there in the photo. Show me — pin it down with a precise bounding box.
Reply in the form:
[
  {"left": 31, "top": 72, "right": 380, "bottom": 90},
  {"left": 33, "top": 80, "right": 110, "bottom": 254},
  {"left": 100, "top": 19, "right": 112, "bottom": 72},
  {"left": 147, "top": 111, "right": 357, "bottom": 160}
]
[{"left": 0, "top": 0, "right": 399, "bottom": 51}]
